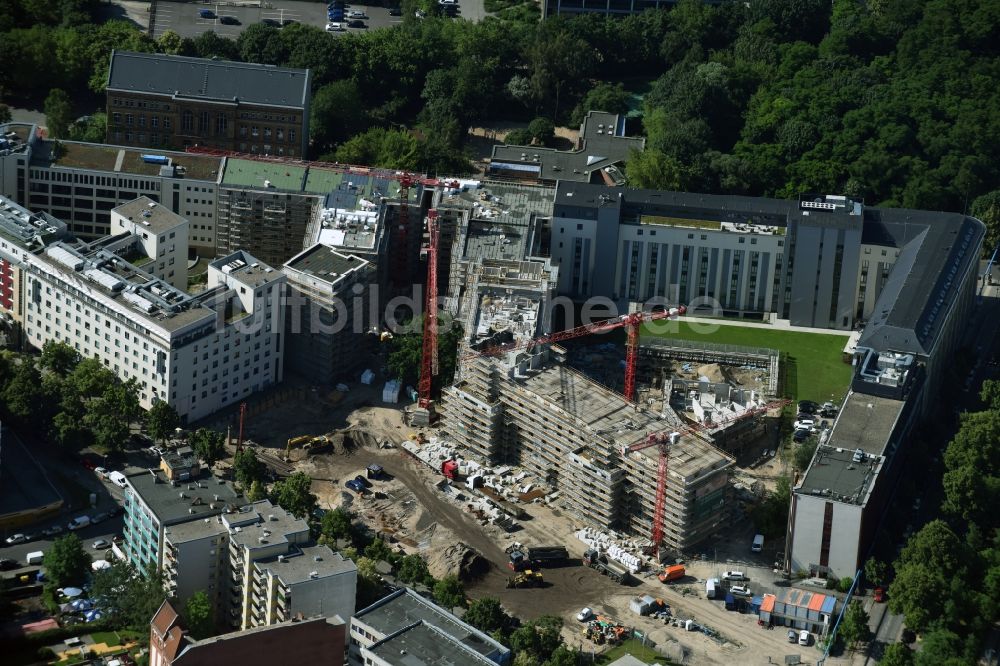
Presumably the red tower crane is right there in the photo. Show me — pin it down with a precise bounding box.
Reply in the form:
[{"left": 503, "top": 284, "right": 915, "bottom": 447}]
[
  {"left": 464, "top": 306, "right": 687, "bottom": 402},
  {"left": 622, "top": 396, "right": 792, "bottom": 555},
  {"left": 418, "top": 210, "right": 440, "bottom": 409}
]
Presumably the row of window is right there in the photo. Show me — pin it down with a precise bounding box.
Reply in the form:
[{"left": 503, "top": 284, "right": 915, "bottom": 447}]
[
  {"left": 112, "top": 113, "right": 172, "bottom": 130},
  {"left": 111, "top": 98, "right": 170, "bottom": 111}
]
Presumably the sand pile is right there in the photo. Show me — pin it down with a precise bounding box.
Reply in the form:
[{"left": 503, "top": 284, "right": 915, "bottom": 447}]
[{"left": 427, "top": 542, "right": 492, "bottom": 581}]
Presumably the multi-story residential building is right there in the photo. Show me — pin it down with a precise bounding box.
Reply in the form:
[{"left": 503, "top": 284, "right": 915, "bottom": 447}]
[
  {"left": 224, "top": 500, "right": 356, "bottom": 630},
  {"left": 105, "top": 51, "right": 311, "bottom": 157},
  {"left": 349, "top": 588, "right": 511, "bottom": 666},
  {"left": 123, "top": 467, "right": 242, "bottom": 577},
  {"left": 110, "top": 197, "right": 189, "bottom": 289},
  {"left": 130, "top": 468, "right": 357, "bottom": 628},
  {"left": 0, "top": 194, "right": 286, "bottom": 420},
  {"left": 488, "top": 111, "right": 645, "bottom": 185},
  {"left": 150, "top": 600, "right": 346, "bottom": 666},
  {"left": 0, "top": 122, "right": 223, "bottom": 253},
  {"left": 282, "top": 244, "right": 374, "bottom": 384},
  {"left": 442, "top": 350, "right": 733, "bottom": 552}
]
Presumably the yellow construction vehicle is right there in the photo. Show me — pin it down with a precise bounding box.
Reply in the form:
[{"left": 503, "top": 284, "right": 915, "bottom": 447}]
[
  {"left": 285, "top": 434, "right": 313, "bottom": 458},
  {"left": 505, "top": 569, "right": 543, "bottom": 589}
]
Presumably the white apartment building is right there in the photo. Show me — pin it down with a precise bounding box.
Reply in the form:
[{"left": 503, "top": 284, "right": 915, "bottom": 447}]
[
  {"left": 111, "top": 197, "right": 189, "bottom": 290},
  {"left": 0, "top": 193, "right": 286, "bottom": 421},
  {"left": 224, "top": 501, "right": 356, "bottom": 631}
]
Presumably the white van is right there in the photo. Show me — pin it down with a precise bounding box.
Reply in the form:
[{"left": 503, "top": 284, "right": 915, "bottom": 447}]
[
  {"left": 26, "top": 551, "right": 44, "bottom": 565},
  {"left": 108, "top": 471, "right": 128, "bottom": 489},
  {"left": 705, "top": 578, "right": 718, "bottom": 599},
  {"left": 67, "top": 515, "right": 92, "bottom": 531},
  {"left": 751, "top": 534, "right": 764, "bottom": 552},
  {"left": 798, "top": 630, "right": 810, "bottom": 646}
]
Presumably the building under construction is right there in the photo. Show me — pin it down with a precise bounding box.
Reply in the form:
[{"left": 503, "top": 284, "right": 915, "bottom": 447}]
[
  {"left": 216, "top": 158, "right": 321, "bottom": 267},
  {"left": 441, "top": 348, "right": 734, "bottom": 553}
]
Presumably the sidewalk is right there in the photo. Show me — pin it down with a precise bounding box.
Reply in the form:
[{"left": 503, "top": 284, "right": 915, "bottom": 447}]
[{"left": 681, "top": 315, "right": 855, "bottom": 337}]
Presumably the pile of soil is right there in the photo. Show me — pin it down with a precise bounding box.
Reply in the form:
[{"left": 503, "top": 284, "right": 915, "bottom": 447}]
[
  {"left": 697, "top": 363, "right": 726, "bottom": 383},
  {"left": 427, "top": 542, "right": 492, "bottom": 582}
]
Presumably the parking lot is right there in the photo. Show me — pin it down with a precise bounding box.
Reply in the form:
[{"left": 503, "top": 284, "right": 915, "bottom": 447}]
[{"left": 152, "top": 0, "right": 486, "bottom": 40}]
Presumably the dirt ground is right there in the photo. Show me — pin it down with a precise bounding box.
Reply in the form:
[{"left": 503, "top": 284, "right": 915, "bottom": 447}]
[{"left": 224, "top": 379, "right": 856, "bottom": 664}]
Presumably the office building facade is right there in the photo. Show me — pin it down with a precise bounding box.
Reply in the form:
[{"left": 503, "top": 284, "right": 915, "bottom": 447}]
[{"left": 105, "top": 51, "right": 311, "bottom": 157}]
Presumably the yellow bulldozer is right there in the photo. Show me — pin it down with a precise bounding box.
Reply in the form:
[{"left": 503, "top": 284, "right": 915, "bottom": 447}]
[{"left": 505, "top": 569, "right": 543, "bottom": 589}]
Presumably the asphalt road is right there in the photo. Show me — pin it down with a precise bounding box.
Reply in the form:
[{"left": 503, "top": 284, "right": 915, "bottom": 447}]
[
  {"left": 1, "top": 516, "right": 124, "bottom": 571},
  {"left": 152, "top": 0, "right": 485, "bottom": 40}
]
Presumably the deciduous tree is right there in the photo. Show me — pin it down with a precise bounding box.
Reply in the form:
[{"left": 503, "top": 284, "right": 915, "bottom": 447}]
[
  {"left": 270, "top": 472, "right": 316, "bottom": 519},
  {"left": 43, "top": 534, "right": 91, "bottom": 588},
  {"left": 183, "top": 590, "right": 215, "bottom": 639},
  {"left": 433, "top": 575, "right": 466, "bottom": 609},
  {"left": 146, "top": 401, "right": 180, "bottom": 444},
  {"left": 191, "top": 428, "right": 226, "bottom": 467}
]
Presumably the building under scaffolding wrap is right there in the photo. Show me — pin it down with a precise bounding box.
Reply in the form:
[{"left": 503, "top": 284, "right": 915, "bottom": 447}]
[{"left": 441, "top": 349, "right": 734, "bottom": 553}]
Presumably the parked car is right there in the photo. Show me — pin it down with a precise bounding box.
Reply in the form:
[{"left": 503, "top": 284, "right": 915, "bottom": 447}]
[
  {"left": 793, "top": 429, "right": 811, "bottom": 443},
  {"left": 198, "top": 8, "right": 215, "bottom": 18},
  {"left": 798, "top": 400, "right": 819, "bottom": 414},
  {"left": 793, "top": 419, "right": 815, "bottom": 430},
  {"left": 108, "top": 505, "right": 124, "bottom": 517},
  {"left": 219, "top": 15, "right": 240, "bottom": 24},
  {"left": 730, "top": 585, "right": 752, "bottom": 597},
  {"left": 42, "top": 525, "right": 64, "bottom": 537},
  {"left": 0, "top": 558, "right": 19, "bottom": 571},
  {"left": 112, "top": 535, "right": 124, "bottom": 545},
  {"left": 5, "top": 534, "right": 28, "bottom": 545},
  {"left": 354, "top": 475, "right": 372, "bottom": 488},
  {"left": 787, "top": 629, "right": 797, "bottom": 643},
  {"left": 347, "top": 19, "right": 367, "bottom": 28},
  {"left": 722, "top": 571, "right": 748, "bottom": 582},
  {"left": 576, "top": 607, "right": 593, "bottom": 622},
  {"left": 388, "top": 6, "right": 402, "bottom": 15},
  {"left": 347, "top": 10, "right": 367, "bottom": 18},
  {"left": 325, "top": 22, "right": 345, "bottom": 31},
  {"left": 798, "top": 630, "right": 810, "bottom": 646},
  {"left": 345, "top": 479, "right": 365, "bottom": 493},
  {"left": 874, "top": 587, "right": 886, "bottom": 602},
  {"left": 92, "top": 539, "right": 111, "bottom": 550},
  {"left": 92, "top": 512, "right": 110, "bottom": 524},
  {"left": 261, "top": 18, "right": 280, "bottom": 26},
  {"left": 94, "top": 467, "right": 109, "bottom": 479},
  {"left": 67, "top": 515, "right": 92, "bottom": 531}
]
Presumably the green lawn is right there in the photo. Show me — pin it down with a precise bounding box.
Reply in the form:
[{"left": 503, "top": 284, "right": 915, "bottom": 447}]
[
  {"left": 87, "top": 631, "right": 120, "bottom": 646},
  {"left": 596, "top": 638, "right": 674, "bottom": 664},
  {"left": 641, "top": 321, "right": 854, "bottom": 404}
]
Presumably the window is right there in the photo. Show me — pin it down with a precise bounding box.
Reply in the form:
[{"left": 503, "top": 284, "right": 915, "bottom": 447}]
[
  {"left": 182, "top": 110, "right": 193, "bottom": 132},
  {"left": 112, "top": 113, "right": 121, "bottom": 123},
  {"left": 125, "top": 114, "right": 134, "bottom": 126},
  {"left": 216, "top": 113, "right": 227, "bottom": 136},
  {"left": 199, "top": 111, "right": 209, "bottom": 133},
  {"left": 151, "top": 116, "right": 159, "bottom": 128},
  {"left": 289, "top": 129, "right": 295, "bottom": 143},
  {"left": 138, "top": 115, "right": 146, "bottom": 128}
]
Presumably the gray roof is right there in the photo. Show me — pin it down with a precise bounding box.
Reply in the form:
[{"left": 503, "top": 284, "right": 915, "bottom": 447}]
[
  {"left": 283, "top": 244, "right": 370, "bottom": 284},
  {"left": 489, "top": 112, "right": 645, "bottom": 184},
  {"left": 255, "top": 544, "right": 357, "bottom": 586},
  {"left": 796, "top": 391, "right": 906, "bottom": 505},
  {"left": 367, "top": 621, "right": 497, "bottom": 666},
  {"left": 113, "top": 197, "right": 187, "bottom": 235},
  {"left": 126, "top": 469, "right": 242, "bottom": 525},
  {"left": 107, "top": 51, "right": 310, "bottom": 109},
  {"left": 354, "top": 588, "right": 508, "bottom": 662},
  {"left": 858, "top": 212, "right": 983, "bottom": 355}
]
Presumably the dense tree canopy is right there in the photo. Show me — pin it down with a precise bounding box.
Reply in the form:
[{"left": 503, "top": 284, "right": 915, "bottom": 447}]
[{"left": 3, "top": 0, "right": 994, "bottom": 206}]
